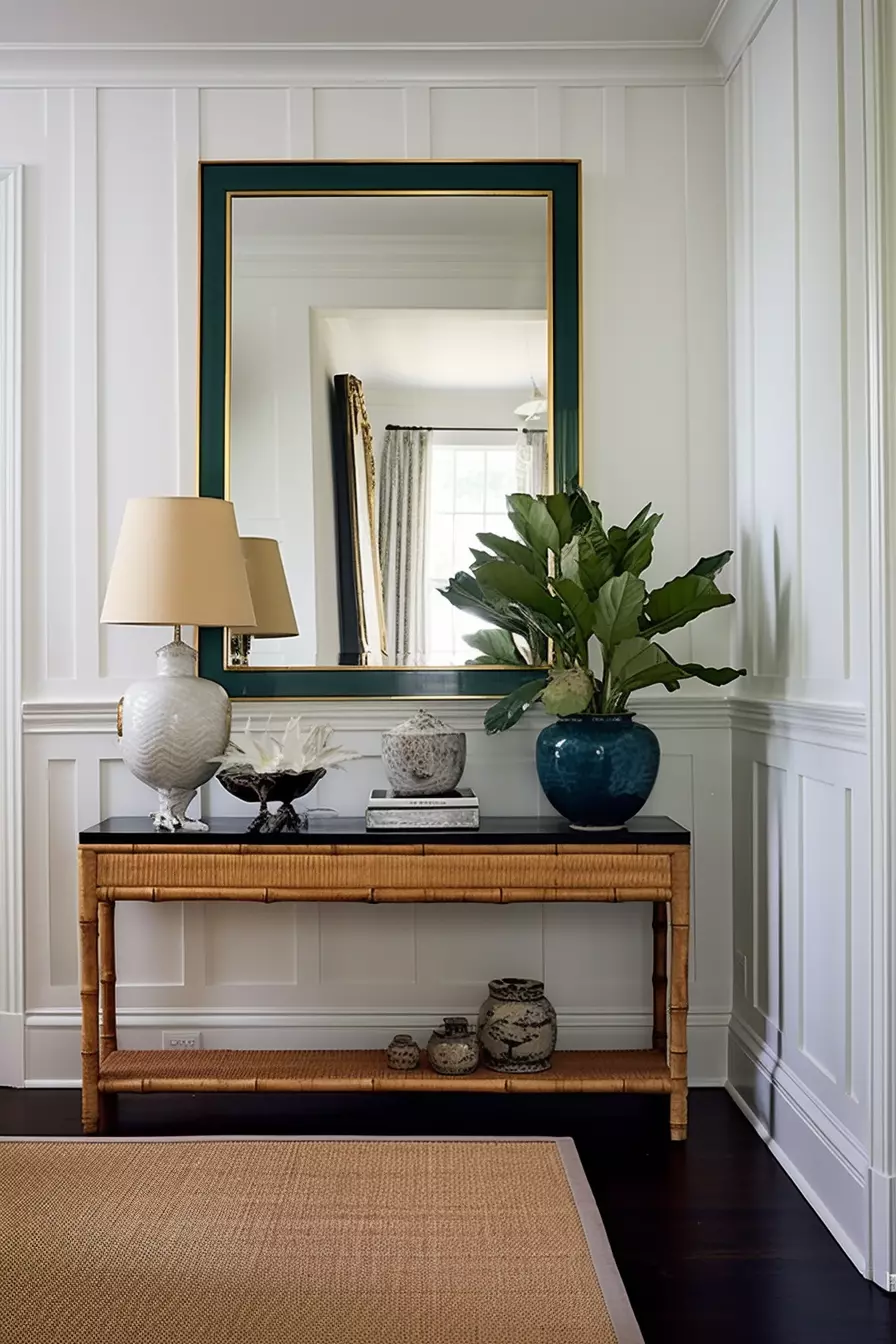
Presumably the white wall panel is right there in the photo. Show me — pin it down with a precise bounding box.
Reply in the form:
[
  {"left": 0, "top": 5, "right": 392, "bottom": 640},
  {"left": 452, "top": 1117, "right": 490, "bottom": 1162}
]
[
  {"left": 313, "top": 88, "right": 406, "bottom": 158},
  {"left": 415, "top": 904, "right": 544, "bottom": 991},
  {"left": 97, "top": 89, "right": 180, "bottom": 683},
  {"left": 429, "top": 88, "right": 538, "bottom": 157},
  {"left": 199, "top": 87, "right": 290, "bottom": 159},
  {"left": 748, "top": 0, "right": 799, "bottom": 682},
  {"left": 795, "top": 0, "right": 847, "bottom": 683},
  {"left": 204, "top": 904, "right": 298, "bottom": 986},
  {"left": 727, "top": 0, "right": 875, "bottom": 1277},
  {"left": 116, "top": 903, "right": 185, "bottom": 989},
  {"left": 319, "top": 904, "right": 417, "bottom": 986},
  {"left": 799, "top": 775, "right": 849, "bottom": 1086},
  {"left": 752, "top": 760, "right": 785, "bottom": 1028},
  {"left": 46, "top": 760, "right": 78, "bottom": 987}
]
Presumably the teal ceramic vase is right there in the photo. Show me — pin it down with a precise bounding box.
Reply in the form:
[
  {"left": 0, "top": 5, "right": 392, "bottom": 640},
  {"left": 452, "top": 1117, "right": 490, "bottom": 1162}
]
[{"left": 535, "top": 714, "right": 660, "bottom": 830}]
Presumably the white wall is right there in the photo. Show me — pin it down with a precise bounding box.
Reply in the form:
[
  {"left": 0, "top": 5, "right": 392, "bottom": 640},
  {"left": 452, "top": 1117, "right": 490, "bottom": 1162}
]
[
  {"left": 726, "top": 0, "right": 879, "bottom": 1279},
  {"left": 1, "top": 62, "right": 732, "bottom": 1089}
]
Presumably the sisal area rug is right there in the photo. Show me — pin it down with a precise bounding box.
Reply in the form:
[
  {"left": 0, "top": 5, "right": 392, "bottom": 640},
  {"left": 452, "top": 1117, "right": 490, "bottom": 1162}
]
[{"left": 0, "top": 1136, "right": 642, "bottom": 1344}]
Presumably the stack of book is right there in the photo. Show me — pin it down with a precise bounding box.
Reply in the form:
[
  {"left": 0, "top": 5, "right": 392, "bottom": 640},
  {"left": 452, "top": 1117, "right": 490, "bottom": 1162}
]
[{"left": 365, "top": 788, "right": 480, "bottom": 831}]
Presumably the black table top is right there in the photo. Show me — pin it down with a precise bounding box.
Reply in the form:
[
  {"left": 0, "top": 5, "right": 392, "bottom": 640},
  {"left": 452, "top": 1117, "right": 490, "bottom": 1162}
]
[{"left": 80, "top": 816, "right": 690, "bottom": 846}]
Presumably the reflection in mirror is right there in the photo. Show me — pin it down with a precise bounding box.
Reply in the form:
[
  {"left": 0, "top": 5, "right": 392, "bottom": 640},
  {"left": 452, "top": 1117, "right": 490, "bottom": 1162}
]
[{"left": 228, "top": 193, "right": 549, "bottom": 669}]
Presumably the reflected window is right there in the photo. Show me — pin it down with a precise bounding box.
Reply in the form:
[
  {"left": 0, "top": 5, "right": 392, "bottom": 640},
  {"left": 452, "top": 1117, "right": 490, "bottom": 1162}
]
[{"left": 424, "top": 435, "right": 533, "bottom": 666}]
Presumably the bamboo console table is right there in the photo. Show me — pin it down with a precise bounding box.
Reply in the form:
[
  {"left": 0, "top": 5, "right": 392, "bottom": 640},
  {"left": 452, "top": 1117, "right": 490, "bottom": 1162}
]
[{"left": 77, "top": 816, "right": 691, "bottom": 1138}]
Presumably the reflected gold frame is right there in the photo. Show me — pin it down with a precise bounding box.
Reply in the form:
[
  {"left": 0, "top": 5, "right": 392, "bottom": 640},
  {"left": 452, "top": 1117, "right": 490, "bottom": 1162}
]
[
  {"left": 333, "top": 373, "right": 388, "bottom": 664},
  {"left": 197, "top": 159, "right": 582, "bottom": 701}
]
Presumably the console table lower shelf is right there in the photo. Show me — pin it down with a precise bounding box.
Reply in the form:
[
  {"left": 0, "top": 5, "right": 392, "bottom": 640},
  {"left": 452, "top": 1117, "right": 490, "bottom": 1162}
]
[{"left": 97, "top": 1047, "right": 674, "bottom": 1095}]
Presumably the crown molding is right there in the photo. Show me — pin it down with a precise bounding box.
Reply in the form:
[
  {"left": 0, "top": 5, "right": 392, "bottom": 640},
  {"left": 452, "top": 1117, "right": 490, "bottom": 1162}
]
[
  {"left": 0, "top": 41, "right": 723, "bottom": 88},
  {"left": 704, "top": 0, "right": 779, "bottom": 79}
]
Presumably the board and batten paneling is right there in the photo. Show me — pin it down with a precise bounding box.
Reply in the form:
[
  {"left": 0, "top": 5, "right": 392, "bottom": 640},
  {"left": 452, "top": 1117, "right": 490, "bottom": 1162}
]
[
  {"left": 727, "top": 0, "right": 876, "bottom": 1280},
  {"left": 4, "top": 72, "right": 732, "bottom": 1088},
  {"left": 24, "top": 705, "right": 732, "bottom": 1086}
]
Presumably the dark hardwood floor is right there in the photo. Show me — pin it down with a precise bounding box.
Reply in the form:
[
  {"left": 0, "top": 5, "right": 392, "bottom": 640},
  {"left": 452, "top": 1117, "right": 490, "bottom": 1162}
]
[{"left": 1, "top": 1086, "right": 893, "bottom": 1343}]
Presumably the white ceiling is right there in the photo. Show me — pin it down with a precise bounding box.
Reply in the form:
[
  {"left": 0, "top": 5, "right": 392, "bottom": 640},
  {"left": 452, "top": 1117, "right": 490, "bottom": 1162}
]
[
  {"left": 321, "top": 309, "right": 548, "bottom": 392},
  {"left": 0, "top": 0, "right": 723, "bottom": 46}
]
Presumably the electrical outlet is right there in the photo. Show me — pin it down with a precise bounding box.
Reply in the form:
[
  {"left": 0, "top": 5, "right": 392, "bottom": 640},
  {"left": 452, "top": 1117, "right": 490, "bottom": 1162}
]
[
  {"left": 887, "top": 1273, "right": 896, "bottom": 1293},
  {"left": 163, "top": 1031, "right": 202, "bottom": 1050}
]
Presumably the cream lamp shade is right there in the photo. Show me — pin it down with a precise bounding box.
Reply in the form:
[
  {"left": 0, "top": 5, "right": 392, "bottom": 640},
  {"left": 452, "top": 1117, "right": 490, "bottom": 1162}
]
[
  {"left": 101, "top": 497, "right": 256, "bottom": 628},
  {"left": 231, "top": 537, "right": 299, "bottom": 638}
]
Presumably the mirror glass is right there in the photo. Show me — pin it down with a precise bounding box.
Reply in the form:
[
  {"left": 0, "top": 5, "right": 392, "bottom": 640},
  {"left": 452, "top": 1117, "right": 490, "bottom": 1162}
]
[{"left": 228, "top": 193, "right": 549, "bottom": 669}]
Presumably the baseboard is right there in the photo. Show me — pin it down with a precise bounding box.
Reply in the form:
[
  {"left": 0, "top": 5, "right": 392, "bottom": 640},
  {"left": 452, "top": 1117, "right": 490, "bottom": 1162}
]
[
  {"left": 727, "top": 1017, "right": 869, "bottom": 1277},
  {"left": 868, "top": 1167, "right": 896, "bottom": 1292},
  {"left": 0, "top": 1012, "right": 24, "bottom": 1087},
  {"left": 23, "top": 1007, "right": 729, "bottom": 1090}
]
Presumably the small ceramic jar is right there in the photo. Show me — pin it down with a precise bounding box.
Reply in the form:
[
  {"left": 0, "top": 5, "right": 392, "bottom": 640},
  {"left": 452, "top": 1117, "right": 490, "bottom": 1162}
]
[
  {"left": 381, "top": 710, "right": 466, "bottom": 796},
  {"left": 478, "top": 977, "right": 557, "bottom": 1074},
  {"left": 385, "top": 1034, "right": 420, "bottom": 1071},
  {"left": 426, "top": 1016, "right": 480, "bottom": 1075}
]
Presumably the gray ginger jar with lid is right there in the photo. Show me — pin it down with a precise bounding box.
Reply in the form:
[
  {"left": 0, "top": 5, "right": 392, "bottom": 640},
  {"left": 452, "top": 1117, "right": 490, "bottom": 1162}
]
[
  {"left": 385, "top": 1034, "right": 420, "bottom": 1071},
  {"left": 426, "top": 1017, "right": 480, "bottom": 1075},
  {"left": 381, "top": 710, "right": 466, "bottom": 797},
  {"left": 478, "top": 978, "right": 557, "bottom": 1074}
]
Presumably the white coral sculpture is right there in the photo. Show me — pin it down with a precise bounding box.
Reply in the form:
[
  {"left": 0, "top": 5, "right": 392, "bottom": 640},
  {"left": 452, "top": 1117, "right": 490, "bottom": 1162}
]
[{"left": 214, "top": 716, "right": 361, "bottom": 775}]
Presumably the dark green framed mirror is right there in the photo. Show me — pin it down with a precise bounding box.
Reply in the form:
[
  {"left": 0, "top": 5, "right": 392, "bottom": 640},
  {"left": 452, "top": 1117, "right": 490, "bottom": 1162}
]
[{"left": 198, "top": 158, "right": 581, "bottom": 699}]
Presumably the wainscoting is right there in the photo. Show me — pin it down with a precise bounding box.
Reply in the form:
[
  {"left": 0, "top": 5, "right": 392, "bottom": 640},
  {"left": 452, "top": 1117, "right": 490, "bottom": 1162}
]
[
  {"left": 21, "top": 696, "right": 732, "bottom": 1087},
  {"left": 730, "top": 703, "right": 871, "bottom": 1271}
]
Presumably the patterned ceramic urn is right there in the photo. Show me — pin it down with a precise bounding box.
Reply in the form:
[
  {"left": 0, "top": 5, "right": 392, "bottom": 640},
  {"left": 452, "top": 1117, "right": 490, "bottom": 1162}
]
[
  {"left": 478, "top": 978, "right": 557, "bottom": 1074},
  {"left": 385, "top": 1034, "right": 420, "bottom": 1070},
  {"left": 381, "top": 710, "right": 466, "bottom": 796},
  {"left": 426, "top": 1017, "right": 480, "bottom": 1075}
]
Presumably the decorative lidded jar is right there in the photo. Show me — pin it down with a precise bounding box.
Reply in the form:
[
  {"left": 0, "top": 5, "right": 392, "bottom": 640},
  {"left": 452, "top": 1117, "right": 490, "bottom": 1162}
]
[
  {"left": 478, "top": 978, "right": 557, "bottom": 1074},
  {"left": 381, "top": 710, "right": 466, "bottom": 797},
  {"left": 426, "top": 1016, "right": 480, "bottom": 1075},
  {"left": 385, "top": 1034, "right": 420, "bottom": 1071}
]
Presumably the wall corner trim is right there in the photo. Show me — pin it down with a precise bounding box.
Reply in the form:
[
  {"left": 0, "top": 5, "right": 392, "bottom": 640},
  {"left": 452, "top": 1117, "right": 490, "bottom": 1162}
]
[
  {"left": 0, "top": 165, "right": 23, "bottom": 1088},
  {"left": 705, "top": 0, "right": 780, "bottom": 80}
]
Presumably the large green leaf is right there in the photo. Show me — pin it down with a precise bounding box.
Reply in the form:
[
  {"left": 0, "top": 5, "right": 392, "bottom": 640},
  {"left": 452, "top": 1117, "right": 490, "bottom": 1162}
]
[
  {"left": 653, "top": 645, "right": 746, "bottom": 688},
  {"left": 688, "top": 551, "right": 734, "bottom": 580},
  {"left": 642, "top": 573, "right": 734, "bottom": 637},
  {"left": 609, "top": 638, "right": 682, "bottom": 693},
  {"left": 541, "top": 493, "right": 577, "bottom": 549},
  {"left": 567, "top": 487, "right": 595, "bottom": 532},
  {"left": 476, "top": 532, "right": 546, "bottom": 577},
  {"left": 463, "top": 628, "right": 526, "bottom": 665},
  {"left": 506, "top": 494, "right": 562, "bottom": 558},
  {"left": 560, "top": 533, "right": 615, "bottom": 598},
  {"left": 474, "top": 560, "right": 566, "bottom": 623},
  {"left": 440, "top": 573, "right": 528, "bottom": 636},
  {"left": 542, "top": 666, "right": 595, "bottom": 716},
  {"left": 593, "top": 573, "right": 647, "bottom": 649},
  {"left": 551, "top": 576, "right": 594, "bottom": 660},
  {"left": 484, "top": 676, "right": 549, "bottom": 734},
  {"left": 620, "top": 512, "right": 662, "bottom": 576}
]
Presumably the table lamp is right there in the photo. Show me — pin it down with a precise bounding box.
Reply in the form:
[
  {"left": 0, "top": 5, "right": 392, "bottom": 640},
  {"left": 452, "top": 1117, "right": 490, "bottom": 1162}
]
[
  {"left": 101, "top": 497, "right": 256, "bottom": 831},
  {"left": 228, "top": 537, "right": 298, "bottom": 666}
]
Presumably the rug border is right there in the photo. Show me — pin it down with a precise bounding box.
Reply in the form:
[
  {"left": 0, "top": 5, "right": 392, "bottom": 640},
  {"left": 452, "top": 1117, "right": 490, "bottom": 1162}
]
[{"left": 1, "top": 1133, "right": 644, "bottom": 1343}]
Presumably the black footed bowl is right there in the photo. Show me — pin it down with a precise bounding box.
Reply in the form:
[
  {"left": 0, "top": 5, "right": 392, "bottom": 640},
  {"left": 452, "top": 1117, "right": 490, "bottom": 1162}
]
[{"left": 216, "top": 767, "right": 326, "bottom": 833}]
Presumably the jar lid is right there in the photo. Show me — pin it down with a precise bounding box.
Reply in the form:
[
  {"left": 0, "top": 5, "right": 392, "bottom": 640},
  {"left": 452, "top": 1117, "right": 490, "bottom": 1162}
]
[
  {"left": 384, "top": 710, "right": 458, "bottom": 737},
  {"left": 487, "top": 977, "right": 545, "bottom": 1002}
]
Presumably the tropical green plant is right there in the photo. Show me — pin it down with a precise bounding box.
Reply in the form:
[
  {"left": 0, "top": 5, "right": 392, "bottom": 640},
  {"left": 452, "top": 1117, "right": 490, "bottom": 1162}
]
[{"left": 440, "top": 488, "right": 746, "bottom": 733}]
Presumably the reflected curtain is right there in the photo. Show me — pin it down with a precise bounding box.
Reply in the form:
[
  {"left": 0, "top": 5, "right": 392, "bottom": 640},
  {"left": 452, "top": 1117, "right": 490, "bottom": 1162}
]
[
  {"left": 378, "top": 427, "right": 431, "bottom": 664},
  {"left": 516, "top": 430, "right": 549, "bottom": 495}
]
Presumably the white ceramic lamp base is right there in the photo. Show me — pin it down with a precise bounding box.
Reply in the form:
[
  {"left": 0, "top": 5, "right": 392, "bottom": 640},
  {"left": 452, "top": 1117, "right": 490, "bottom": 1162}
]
[{"left": 118, "top": 639, "right": 231, "bottom": 832}]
